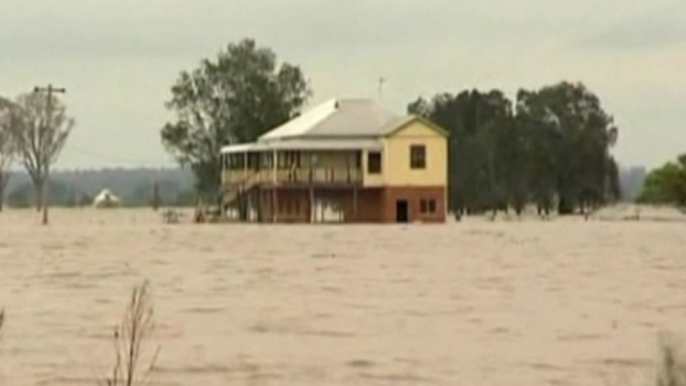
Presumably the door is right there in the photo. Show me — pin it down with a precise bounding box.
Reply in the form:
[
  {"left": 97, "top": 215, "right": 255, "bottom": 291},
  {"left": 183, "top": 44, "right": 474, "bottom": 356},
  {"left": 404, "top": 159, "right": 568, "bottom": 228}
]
[{"left": 396, "top": 200, "right": 409, "bottom": 223}]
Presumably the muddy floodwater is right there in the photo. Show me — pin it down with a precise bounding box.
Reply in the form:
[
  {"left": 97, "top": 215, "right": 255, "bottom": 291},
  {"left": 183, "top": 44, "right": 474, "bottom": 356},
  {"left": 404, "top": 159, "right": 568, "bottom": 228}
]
[{"left": 0, "top": 208, "right": 684, "bottom": 386}]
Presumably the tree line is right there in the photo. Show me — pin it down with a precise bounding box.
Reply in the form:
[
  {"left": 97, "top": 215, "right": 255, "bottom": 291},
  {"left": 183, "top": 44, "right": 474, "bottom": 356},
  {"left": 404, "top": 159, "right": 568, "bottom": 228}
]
[
  {"left": 638, "top": 154, "right": 686, "bottom": 209},
  {"left": 409, "top": 85, "right": 621, "bottom": 216},
  {"left": 3, "top": 168, "right": 195, "bottom": 209}
]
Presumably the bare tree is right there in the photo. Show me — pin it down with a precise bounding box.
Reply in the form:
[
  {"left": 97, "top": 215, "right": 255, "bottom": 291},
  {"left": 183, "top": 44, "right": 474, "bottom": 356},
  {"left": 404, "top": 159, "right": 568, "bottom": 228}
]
[
  {"left": 99, "top": 281, "right": 159, "bottom": 386},
  {"left": 0, "top": 98, "right": 16, "bottom": 212},
  {"left": 8, "top": 91, "right": 74, "bottom": 224}
]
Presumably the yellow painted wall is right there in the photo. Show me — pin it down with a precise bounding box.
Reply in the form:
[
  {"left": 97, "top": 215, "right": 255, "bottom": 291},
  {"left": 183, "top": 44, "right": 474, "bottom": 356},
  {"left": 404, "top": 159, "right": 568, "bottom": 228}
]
[
  {"left": 372, "top": 120, "right": 447, "bottom": 187},
  {"left": 361, "top": 149, "right": 385, "bottom": 186}
]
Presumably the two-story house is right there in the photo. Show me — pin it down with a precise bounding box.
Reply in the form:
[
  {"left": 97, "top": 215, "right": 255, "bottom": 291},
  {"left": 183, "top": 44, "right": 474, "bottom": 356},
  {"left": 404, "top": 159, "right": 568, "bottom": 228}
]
[{"left": 220, "top": 98, "right": 448, "bottom": 223}]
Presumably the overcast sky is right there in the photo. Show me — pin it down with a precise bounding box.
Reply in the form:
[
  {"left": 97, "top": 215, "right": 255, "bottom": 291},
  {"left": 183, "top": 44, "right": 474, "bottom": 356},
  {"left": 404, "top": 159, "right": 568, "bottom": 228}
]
[{"left": 1, "top": 0, "right": 684, "bottom": 170}]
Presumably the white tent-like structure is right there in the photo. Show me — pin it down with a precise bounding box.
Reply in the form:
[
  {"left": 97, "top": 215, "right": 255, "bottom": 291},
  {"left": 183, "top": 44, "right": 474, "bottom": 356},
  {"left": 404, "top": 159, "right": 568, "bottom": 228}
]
[{"left": 93, "top": 189, "right": 121, "bottom": 208}]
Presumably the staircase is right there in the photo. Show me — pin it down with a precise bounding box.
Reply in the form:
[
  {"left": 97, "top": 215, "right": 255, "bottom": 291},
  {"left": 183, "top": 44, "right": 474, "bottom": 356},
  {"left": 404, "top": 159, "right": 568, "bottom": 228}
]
[{"left": 223, "top": 172, "right": 262, "bottom": 207}]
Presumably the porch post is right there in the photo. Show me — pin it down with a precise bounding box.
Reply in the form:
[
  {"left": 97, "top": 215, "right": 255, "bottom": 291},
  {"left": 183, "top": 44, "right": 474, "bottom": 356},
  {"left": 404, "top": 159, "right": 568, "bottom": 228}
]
[
  {"left": 220, "top": 152, "right": 226, "bottom": 217},
  {"left": 353, "top": 187, "right": 358, "bottom": 222},
  {"left": 243, "top": 152, "right": 248, "bottom": 179},
  {"left": 309, "top": 187, "right": 315, "bottom": 223}
]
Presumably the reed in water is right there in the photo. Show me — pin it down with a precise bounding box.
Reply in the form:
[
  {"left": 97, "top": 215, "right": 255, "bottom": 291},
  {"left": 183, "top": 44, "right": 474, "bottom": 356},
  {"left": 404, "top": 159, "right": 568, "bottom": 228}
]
[{"left": 98, "top": 281, "right": 160, "bottom": 386}]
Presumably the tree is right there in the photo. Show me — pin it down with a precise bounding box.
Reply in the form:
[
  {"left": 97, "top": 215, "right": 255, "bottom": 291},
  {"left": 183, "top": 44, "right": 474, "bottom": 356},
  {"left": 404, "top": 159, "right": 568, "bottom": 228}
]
[
  {"left": 515, "top": 82, "right": 619, "bottom": 214},
  {"left": 514, "top": 89, "right": 557, "bottom": 215},
  {"left": 0, "top": 97, "right": 16, "bottom": 212},
  {"left": 161, "top": 38, "right": 311, "bottom": 198},
  {"left": 409, "top": 81, "right": 620, "bottom": 217},
  {"left": 409, "top": 89, "right": 519, "bottom": 216},
  {"left": 8, "top": 91, "right": 74, "bottom": 224},
  {"left": 638, "top": 154, "right": 686, "bottom": 207}
]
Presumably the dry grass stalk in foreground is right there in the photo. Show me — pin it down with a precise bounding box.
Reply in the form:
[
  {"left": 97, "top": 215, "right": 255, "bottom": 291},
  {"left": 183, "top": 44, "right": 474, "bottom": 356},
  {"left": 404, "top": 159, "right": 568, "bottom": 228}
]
[
  {"left": 0, "top": 308, "right": 4, "bottom": 344},
  {"left": 99, "top": 281, "right": 159, "bottom": 386},
  {"left": 656, "top": 334, "right": 686, "bottom": 386}
]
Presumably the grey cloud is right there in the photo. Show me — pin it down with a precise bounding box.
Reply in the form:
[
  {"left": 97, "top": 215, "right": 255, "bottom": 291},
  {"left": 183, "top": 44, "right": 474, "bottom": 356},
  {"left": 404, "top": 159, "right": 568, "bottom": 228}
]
[
  {"left": 578, "top": 2, "right": 686, "bottom": 51},
  {"left": 1, "top": 0, "right": 683, "bottom": 169},
  {"left": 0, "top": 0, "right": 565, "bottom": 62}
]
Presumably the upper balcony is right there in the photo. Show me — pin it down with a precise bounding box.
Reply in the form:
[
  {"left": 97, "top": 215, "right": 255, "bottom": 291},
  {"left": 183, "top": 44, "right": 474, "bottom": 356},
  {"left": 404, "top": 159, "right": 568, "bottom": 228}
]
[
  {"left": 222, "top": 149, "right": 366, "bottom": 190},
  {"left": 223, "top": 167, "right": 363, "bottom": 189}
]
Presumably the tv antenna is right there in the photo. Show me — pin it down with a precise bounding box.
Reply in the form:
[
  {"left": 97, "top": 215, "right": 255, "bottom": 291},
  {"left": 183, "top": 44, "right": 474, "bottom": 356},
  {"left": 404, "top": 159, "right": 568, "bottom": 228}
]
[{"left": 377, "top": 77, "right": 385, "bottom": 101}]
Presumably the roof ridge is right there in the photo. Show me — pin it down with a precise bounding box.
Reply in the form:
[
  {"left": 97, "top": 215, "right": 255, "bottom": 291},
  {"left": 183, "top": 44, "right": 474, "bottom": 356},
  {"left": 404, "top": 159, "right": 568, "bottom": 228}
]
[
  {"left": 258, "top": 98, "right": 338, "bottom": 141},
  {"left": 258, "top": 97, "right": 400, "bottom": 141}
]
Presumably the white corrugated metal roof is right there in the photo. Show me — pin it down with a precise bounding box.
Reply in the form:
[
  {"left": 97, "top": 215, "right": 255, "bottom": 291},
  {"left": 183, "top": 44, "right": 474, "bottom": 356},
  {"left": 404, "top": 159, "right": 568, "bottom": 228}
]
[
  {"left": 221, "top": 138, "right": 382, "bottom": 154},
  {"left": 220, "top": 143, "right": 266, "bottom": 153},
  {"left": 258, "top": 98, "right": 401, "bottom": 141},
  {"left": 259, "top": 98, "right": 339, "bottom": 141},
  {"left": 221, "top": 97, "right": 446, "bottom": 155}
]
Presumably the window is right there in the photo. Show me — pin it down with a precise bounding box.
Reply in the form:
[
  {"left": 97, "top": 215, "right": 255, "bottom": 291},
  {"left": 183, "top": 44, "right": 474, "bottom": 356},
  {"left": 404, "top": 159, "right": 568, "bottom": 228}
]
[
  {"left": 368, "top": 151, "right": 382, "bottom": 174},
  {"left": 420, "top": 199, "right": 437, "bottom": 214},
  {"left": 410, "top": 145, "right": 426, "bottom": 169}
]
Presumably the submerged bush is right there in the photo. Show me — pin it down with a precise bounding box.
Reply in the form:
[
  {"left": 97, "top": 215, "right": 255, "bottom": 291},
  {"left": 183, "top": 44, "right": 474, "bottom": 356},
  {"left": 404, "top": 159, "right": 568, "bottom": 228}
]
[{"left": 656, "top": 334, "right": 686, "bottom": 386}]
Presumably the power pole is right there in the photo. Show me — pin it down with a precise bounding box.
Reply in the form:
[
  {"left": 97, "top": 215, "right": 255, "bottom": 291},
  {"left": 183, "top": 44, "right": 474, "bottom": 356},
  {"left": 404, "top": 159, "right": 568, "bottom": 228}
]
[{"left": 34, "top": 84, "right": 66, "bottom": 225}]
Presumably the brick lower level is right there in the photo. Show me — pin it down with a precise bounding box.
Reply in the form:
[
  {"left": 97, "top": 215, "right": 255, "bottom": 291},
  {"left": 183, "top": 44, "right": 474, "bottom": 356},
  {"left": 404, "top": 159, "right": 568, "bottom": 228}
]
[
  {"left": 381, "top": 186, "right": 446, "bottom": 223},
  {"left": 231, "top": 186, "right": 446, "bottom": 223}
]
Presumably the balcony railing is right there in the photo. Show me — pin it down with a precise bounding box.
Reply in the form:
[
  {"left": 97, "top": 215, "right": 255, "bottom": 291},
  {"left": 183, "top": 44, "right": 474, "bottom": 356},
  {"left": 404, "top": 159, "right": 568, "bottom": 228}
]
[{"left": 223, "top": 167, "right": 363, "bottom": 188}]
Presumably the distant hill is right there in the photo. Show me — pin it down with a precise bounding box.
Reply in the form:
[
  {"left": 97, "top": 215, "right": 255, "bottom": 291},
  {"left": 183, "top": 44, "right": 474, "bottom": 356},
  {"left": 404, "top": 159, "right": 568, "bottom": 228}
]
[
  {"left": 4, "top": 167, "right": 196, "bottom": 208},
  {"left": 619, "top": 166, "right": 647, "bottom": 202}
]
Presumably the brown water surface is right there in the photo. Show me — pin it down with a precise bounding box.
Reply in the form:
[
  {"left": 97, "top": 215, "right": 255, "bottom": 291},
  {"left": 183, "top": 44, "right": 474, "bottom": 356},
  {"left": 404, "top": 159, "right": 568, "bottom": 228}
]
[{"left": 0, "top": 208, "right": 684, "bottom": 385}]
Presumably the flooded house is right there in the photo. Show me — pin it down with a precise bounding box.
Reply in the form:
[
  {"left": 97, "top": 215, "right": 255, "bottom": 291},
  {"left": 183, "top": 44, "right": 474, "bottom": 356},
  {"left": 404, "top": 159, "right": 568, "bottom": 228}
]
[{"left": 220, "top": 98, "right": 448, "bottom": 223}]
